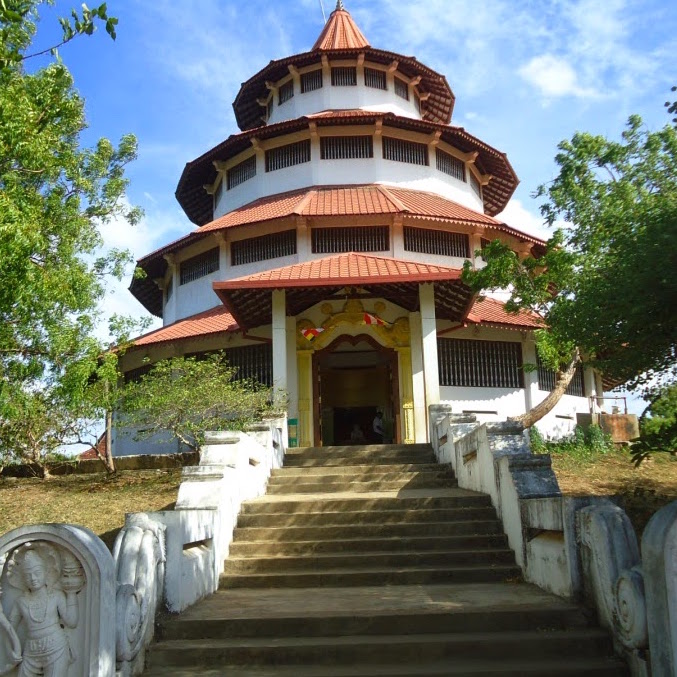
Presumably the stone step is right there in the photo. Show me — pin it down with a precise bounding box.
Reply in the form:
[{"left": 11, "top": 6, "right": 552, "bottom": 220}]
[
  {"left": 286, "top": 444, "right": 433, "bottom": 455},
  {"left": 229, "top": 534, "right": 509, "bottom": 557},
  {"left": 233, "top": 520, "right": 503, "bottom": 542},
  {"left": 266, "top": 478, "right": 457, "bottom": 494},
  {"left": 143, "top": 657, "right": 628, "bottom": 676},
  {"left": 283, "top": 456, "right": 435, "bottom": 467},
  {"left": 241, "top": 494, "right": 492, "bottom": 514},
  {"left": 267, "top": 470, "right": 455, "bottom": 486},
  {"left": 219, "top": 564, "right": 522, "bottom": 588},
  {"left": 237, "top": 506, "right": 497, "bottom": 528},
  {"left": 223, "top": 549, "right": 516, "bottom": 573},
  {"left": 272, "top": 463, "right": 446, "bottom": 476},
  {"left": 146, "top": 629, "right": 612, "bottom": 669},
  {"left": 159, "top": 602, "right": 590, "bottom": 641}
]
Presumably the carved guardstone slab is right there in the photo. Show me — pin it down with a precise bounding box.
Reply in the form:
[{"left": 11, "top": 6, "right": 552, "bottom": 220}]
[{"left": 0, "top": 525, "right": 116, "bottom": 677}]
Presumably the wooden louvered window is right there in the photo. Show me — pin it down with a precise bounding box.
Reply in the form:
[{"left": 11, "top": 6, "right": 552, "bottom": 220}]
[
  {"left": 438, "top": 338, "right": 524, "bottom": 389},
  {"left": 224, "top": 344, "right": 273, "bottom": 387},
  {"left": 179, "top": 248, "right": 220, "bottom": 285},
  {"left": 331, "top": 66, "right": 357, "bottom": 86},
  {"left": 436, "top": 149, "right": 466, "bottom": 182},
  {"left": 382, "top": 137, "right": 428, "bottom": 166},
  {"left": 364, "top": 67, "right": 386, "bottom": 90},
  {"left": 227, "top": 156, "right": 257, "bottom": 190},
  {"left": 537, "top": 355, "right": 586, "bottom": 398},
  {"left": 278, "top": 80, "right": 294, "bottom": 104},
  {"left": 312, "top": 226, "right": 389, "bottom": 254},
  {"left": 265, "top": 140, "right": 311, "bottom": 172},
  {"left": 394, "top": 77, "right": 409, "bottom": 100},
  {"left": 231, "top": 230, "right": 297, "bottom": 266},
  {"left": 404, "top": 227, "right": 470, "bottom": 258},
  {"left": 301, "top": 69, "right": 323, "bottom": 93},
  {"left": 320, "top": 136, "right": 373, "bottom": 160},
  {"left": 469, "top": 171, "right": 482, "bottom": 198}
]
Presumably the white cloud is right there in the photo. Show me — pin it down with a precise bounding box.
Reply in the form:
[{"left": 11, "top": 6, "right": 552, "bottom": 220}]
[
  {"left": 496, "top": 199, "right": 550, "bottom": 241},
  {"left": 519, "top": 54, "right": 599, "bottom": 100}
]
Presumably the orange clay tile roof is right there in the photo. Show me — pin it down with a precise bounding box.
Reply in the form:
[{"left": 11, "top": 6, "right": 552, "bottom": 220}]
[
  {"left": 127, "top": 295, "right": 541, "bottom": 350},
  {"left": 132, "top": 306, "right": 239, "bottom": 347},
  {"left": 467, "top": 296, "right": 543, "bottom": 329},
  {"left": 214, "top": 252, "right": 463, "bottom": 289},
  {"left": 313, "top": 5, "right": 370, "bottom": 51},
  {"left": 198, "top": 185, "right": 500, "bottom": 234}
]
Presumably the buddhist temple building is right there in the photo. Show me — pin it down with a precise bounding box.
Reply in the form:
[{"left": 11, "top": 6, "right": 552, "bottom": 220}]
[{"left": 116, "top": 2, "right": 603, "bottom": 454}]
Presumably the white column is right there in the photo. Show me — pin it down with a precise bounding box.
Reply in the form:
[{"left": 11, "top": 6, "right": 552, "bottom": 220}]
[
  {"left": 419, "top": 283, "right": 440, "bottom": 410},
  {"left": 585, "top": 367, "right": 600, "bottom": 415},
  {"left": 272, "top": 290, "right": 288, "bottom": 404},
  {"left": 522, "top": 339, "right": 540, "bottom": 415},
  {"left": 410, "top": 311, "right": 427, "bottom": 443}
]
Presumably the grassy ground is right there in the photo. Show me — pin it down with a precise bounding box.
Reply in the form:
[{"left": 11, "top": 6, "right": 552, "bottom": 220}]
[
  {"left": 550, "top": 447, "right": 677, "bottom": 535},
  {"left": 0, "top": 469, "right": 182, "bottom": 550}
]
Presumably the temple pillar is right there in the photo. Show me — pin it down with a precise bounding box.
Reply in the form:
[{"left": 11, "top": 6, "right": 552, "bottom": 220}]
[
  {"left": 522, "top": 338, "right": 540, "bottom": 415},
  {"left": 409, "top": 311, "right": 428, "bottom": 443},
  {"left": 272, "top": 289, "right": 288, "bottom": 405},
  {"left": 397, "top": 347, "right": 415, "bottom": 444},
  {"left": 297, "top": 350, "right": 314, "bottom": 447},
  {"left": 419, "top": 283, "right": 440, "bottom": 413}
]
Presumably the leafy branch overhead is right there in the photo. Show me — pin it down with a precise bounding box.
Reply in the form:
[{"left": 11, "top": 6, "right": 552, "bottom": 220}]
[
  {"left": 0, "top": 1, "right": 143, "bottom": 471},
  {"left": 463, "top": 112, "right": 677, "bottom": 425}
]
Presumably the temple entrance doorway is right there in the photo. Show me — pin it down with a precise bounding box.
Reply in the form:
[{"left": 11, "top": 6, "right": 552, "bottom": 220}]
[{"left": 313, "top": 334, "right": 400, "bottom": 446}]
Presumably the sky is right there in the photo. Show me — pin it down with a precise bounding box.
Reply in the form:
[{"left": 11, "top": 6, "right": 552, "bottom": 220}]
[{"left": 28, "top": 0, "right": 677, "bottom": 413}]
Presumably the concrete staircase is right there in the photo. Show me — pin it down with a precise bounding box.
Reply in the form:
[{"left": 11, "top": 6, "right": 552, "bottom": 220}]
[{"left": 144, "top": 443, "right": 627, "bottom": 676}]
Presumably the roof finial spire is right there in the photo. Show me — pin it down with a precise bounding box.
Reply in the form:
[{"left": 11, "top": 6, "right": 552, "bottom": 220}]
[{"left": 336, "top": 0, "right": 345, "bottom": 10}]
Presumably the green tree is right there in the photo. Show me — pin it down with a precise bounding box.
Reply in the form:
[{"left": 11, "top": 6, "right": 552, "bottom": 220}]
[
  {"left": 631, "top": 384, "right": 677, "bottom": 465},
  {"left": 117, "top": 354, "right": 278, "bottom": 452},
  {"left": 0, "top": 1, "right": 141, "bottom": 469},
  {"left": 463, "top": 115, "right": 677, "bottom": 427}
]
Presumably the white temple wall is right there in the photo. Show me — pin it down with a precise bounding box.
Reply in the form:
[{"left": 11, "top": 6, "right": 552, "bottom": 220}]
[{"left": 214, "top": 131, "right": 485, "bottom": 217}]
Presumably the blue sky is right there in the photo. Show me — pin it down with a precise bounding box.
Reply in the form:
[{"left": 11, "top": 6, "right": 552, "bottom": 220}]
[{"left": 29, "top": 0, "right": 677, "bottom": 411}]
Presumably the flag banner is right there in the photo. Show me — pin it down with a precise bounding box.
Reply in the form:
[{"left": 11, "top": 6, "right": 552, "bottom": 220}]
[
  {"left": 363, "top": 312, "right": 390, "bottom": 327},
  {"left": 301, "top": 327, "right": 325, "bottom": 341}
]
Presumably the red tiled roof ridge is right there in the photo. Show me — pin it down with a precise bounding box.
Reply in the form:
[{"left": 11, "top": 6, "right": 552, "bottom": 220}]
[
  {"left": 467, "top": 296, "right": 544, "bottom": 328},
  {"left": 312, "top": 6, "right": 370, "bottom": 51}
]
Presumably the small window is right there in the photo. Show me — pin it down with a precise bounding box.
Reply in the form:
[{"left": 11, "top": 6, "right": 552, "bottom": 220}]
[
  {"left": 265, "top": 140, "right": 311, "bottom": 172},
  {"left": 394, "top": 77, "right": 409, "bottom": 100},
  {"left": 312, "top": 226, "right": 389, "bottom": 254},
  {"left": 436, "top": 149, "right": 466, "bottom": 182},
  {"left": 278, "top": 80, "right": 294, "bottom": 105},
  {"left": 227, "top": 156, "right": 257, "bottom": 190},
  {"left": 225, "top": 344, "right": 273, "bottom": 387},
  {"left": 231, "top": 230, "right": 297, "bottom": 266},
  {"left": 537, "top": 354, "right": 586, "bottom": 398},
  {"left": 320, "top": 136, "right": 373, "bottom": 160},
  {"left": 469, "top": 171, "right": 482, "bottom": 198},
  {"left": 438, "top": 338, "right": 523, "bottom": 389},
  {"left": 301, "top": 69, "right": 323, "bottom": 93},
  {"left": 179, "top": 248, "right": 220, "bottom": 285},
  {"left": 382, "top": 137, "right": 428, "bottom": 166},
  {"left": 364, "top": 67, "right": 386, "bottom": 90},
  {"left": 404, "top": 227, "right": 470, "bottom": 258},
  {"left": 331, "top": 66, "right": 357, "bottom": 86}
]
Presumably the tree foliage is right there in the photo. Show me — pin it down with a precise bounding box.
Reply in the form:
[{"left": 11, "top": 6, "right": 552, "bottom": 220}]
[
  {"left": 117, "top": 354, "right": 278, "bottom": 451},
  {"left": 463, "top": 114, "right": 677, "bottom": 425},
  {"left": 631, "top": 384, "right": 677, "bottom": 465},
  {"left": 0, "top": 1, "right": 141, "bottom": 468}
]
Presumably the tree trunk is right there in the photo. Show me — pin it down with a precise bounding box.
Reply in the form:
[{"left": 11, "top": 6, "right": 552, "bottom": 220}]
[
  {"left": 510, "top": 349, "right": 581, "bottom": 429},
  {"left": 99, "top": 410, "right": 116, "bottom": 474}
]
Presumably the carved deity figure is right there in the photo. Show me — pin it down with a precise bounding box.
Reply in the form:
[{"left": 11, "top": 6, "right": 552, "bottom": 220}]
[{"left": 3, "top": 544, "right": 84, "bottom": 677}]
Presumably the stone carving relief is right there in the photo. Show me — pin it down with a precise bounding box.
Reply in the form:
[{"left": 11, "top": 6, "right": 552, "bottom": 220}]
[
  {"left": 296, "top": 299, "right": 410, "bottom": 350},
  {"left": 113, "top": 514, "right": 166, "bottom": 677},
  {"left": 0, "top": 542, "right": 85, "bottom": 676}
]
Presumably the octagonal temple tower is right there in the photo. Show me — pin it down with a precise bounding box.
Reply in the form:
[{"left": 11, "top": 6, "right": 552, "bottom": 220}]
[{"left": 119, "top": 3, "right": 603, "bottom": 454}]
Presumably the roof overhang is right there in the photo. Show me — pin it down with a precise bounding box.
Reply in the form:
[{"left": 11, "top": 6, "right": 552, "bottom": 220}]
[
  {"left": 212, "top": 252, "right": 474, "bottom": 330},
  {"left": 175, "top": 110, "right": 517, "bottom": 226}
]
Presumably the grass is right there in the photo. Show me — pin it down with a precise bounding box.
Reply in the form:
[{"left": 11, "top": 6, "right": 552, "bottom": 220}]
[
  {"left": 0, "top": 469, "right": 182, "bottom": 551},
  {"left": 548, "top": 445, "right": 677, "bottom": 536}
]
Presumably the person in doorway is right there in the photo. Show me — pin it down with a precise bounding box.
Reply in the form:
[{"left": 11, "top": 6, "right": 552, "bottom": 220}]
[
  {"left": 350, "top": 424, "right": 366, "bottom": 444},
  {"left": 372, "top": 411, "right": 384, "bottom": 443}
]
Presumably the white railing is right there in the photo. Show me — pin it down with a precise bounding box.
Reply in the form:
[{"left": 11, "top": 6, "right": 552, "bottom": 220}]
[{"left": 429, "top": 404, "right": 677, "bottom": 677}]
